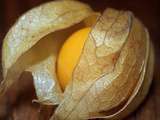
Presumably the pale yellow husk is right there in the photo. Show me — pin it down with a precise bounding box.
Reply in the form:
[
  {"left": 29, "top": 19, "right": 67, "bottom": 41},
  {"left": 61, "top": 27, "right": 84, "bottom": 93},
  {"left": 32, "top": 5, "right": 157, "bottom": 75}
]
[
  {"left": 0, "top": 1, "right": 154, "bottom": 120},
  {"left": 52, "top": 9, "right": 154, "bottom": 120},
  {"left": 1, "top": 0, "right": 94, "bottom": 105}
]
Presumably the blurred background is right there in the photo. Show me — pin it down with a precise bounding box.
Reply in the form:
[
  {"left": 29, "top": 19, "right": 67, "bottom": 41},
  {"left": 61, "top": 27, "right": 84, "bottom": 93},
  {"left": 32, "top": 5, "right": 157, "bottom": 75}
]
[{"left": 0, "top": 0, "right": 160, "bottom": 120}]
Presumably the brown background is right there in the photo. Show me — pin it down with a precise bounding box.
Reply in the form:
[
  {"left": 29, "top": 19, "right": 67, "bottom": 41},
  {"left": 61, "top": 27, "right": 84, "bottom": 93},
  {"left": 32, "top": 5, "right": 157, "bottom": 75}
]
[{"left": 0, "top": 0, "right": 160, "bottom": 120}]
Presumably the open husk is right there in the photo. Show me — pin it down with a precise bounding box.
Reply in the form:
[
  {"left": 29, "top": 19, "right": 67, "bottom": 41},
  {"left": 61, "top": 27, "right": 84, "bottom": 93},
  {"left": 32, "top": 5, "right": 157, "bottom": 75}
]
[
  {"left": 0, "top": 0, "right": 94, "bottom": 105},
  {"left": 0, "top": 0, "right": 154, "bottom": 120},
  {"left": 52, "top": 8, "right": 154, "bottom": 120}
]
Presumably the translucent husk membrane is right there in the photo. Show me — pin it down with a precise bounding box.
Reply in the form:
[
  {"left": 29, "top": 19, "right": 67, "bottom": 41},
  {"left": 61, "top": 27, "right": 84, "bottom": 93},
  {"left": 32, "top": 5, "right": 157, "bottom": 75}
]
[{"left": 0, "top": 0, "right": 154, "bottom": 120}]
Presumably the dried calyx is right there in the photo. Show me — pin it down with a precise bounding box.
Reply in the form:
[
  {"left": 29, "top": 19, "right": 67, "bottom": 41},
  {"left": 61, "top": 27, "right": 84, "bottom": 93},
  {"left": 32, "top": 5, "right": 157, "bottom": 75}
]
[{"left": 0, "top": 0, "right": 154, "bottom": 120}]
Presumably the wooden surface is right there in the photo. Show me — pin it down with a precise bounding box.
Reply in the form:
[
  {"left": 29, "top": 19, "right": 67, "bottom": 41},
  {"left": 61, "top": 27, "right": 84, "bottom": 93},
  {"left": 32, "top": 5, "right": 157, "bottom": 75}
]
[{"left": 0, "top": 0, "right": 160, "bottom": 120}]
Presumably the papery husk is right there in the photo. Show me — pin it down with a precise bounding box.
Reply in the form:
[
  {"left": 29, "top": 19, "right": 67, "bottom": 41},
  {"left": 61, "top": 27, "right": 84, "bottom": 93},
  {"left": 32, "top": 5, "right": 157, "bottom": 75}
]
[
  {"left": 26, "top": 32, "right": 63, "bottom": 105},
  {"left": 0, "top": 0, "right": 154, "bottom": 119},
  {"left": 52, "top": 8, "right": 154, "bottom": 120},
  {"left": 0, "top": 0, "right": 94, "bottom": 105},
  {"left": 89, "top": 30, "right": 154, "bottom": 120}
]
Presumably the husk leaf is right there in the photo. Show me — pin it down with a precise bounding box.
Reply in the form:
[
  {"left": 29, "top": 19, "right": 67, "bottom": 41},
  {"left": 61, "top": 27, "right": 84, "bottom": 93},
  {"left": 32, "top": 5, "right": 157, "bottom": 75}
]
[
  {"left": 52, "top": 8, "right": 153, "bottom": 120},
  {"left": 0, "top": 0, "right": 93, "bottom": 105},
  {"left": 89, "top": 26, "right": 154, "bottom": 120},
  {"left": 0, "top": 0, "right": 154, "bottom": 119}
]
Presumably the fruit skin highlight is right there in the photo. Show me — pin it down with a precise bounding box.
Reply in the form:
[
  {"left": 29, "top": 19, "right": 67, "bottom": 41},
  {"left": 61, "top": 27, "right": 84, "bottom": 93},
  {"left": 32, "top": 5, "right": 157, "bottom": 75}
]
[{"left": 57, "top": 27, "right": 91, "bottom": 90}]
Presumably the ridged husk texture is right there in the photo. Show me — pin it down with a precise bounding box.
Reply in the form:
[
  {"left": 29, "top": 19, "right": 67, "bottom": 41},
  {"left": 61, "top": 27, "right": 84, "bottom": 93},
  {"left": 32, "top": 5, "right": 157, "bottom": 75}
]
[{"left": 0, "top": 0, "right": 154, "bottom": 120}]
